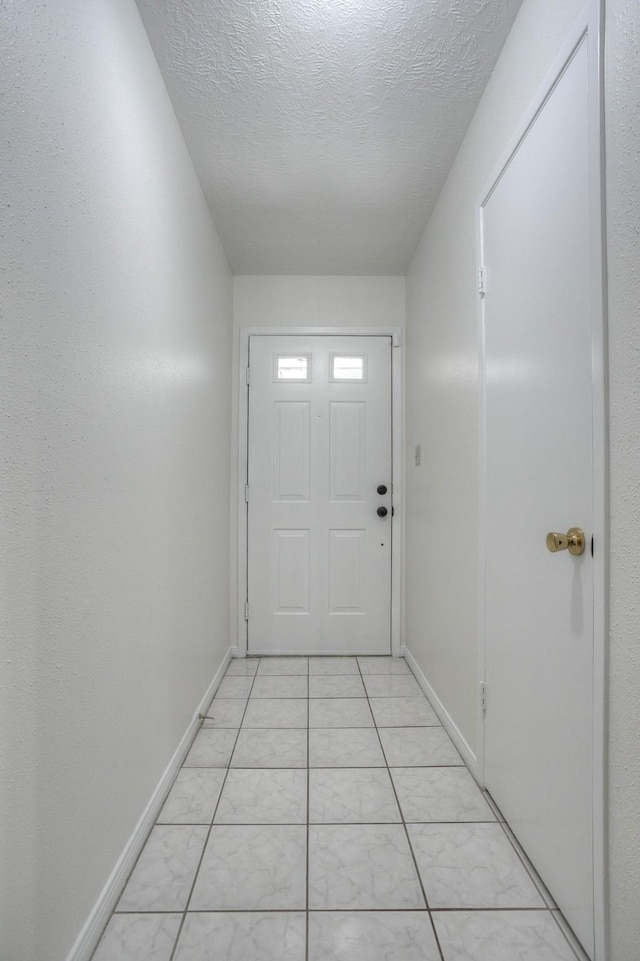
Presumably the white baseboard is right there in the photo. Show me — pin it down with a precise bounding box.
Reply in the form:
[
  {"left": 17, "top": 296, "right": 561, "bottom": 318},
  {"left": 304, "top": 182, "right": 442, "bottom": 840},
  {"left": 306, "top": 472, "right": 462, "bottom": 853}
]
[
  {"left": 248, "top": 650, "right": 389, "bottom": 657},
  {"left": 65, "top": 648, "right": 233, "bottom": 961},
  {"left": 401, "top": 645, "right": 477, "bottom": 775}
]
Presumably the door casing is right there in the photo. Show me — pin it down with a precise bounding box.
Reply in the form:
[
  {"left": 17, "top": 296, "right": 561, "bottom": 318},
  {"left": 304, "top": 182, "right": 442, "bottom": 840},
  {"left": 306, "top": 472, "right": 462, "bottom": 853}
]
[
  {"left": 236, "top": 326, "right": 403, "bottom": 658},
  {"left": 475, "top": 3, "right": 608, "bottom": 958}
]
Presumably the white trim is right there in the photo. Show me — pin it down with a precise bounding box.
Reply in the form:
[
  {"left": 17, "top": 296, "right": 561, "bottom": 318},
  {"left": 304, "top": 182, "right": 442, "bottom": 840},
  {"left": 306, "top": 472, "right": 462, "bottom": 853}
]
[
  {"left": 475, "top": 174, "right": 488, "bottom": 787},
  {"left": 64, "top": 649, "right": 233, "bottom": 961},
  {"left": 236, "top": 327, "right": 403, "bottom": 658},
  {"left": 402, "top": 645, "right": 477, "bottom": 775},
  {"left": 477, "top": 13, "right": 589, "bottom": 207},
  {"left": 475, "top": 5, "right": 608, "bottom": 957},
  {"left": 588, "top": 1, "right": 609, "bottom": 956}
]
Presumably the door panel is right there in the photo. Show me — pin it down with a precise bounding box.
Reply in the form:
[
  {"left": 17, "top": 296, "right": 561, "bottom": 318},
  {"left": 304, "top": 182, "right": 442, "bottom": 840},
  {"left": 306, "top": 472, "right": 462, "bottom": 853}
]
[
  {"left": 329, "top": 529, "right": 365, "bottom": 612},
  {"left": 272, "top": 530, "right": 310, "bottom": 613},
  {"left": 273, "top": 403, "right": 310, "bottom": 500},
  {"left": 482, "top": 38, "right": 595, "bottom": 957},
  {"left": 330, "top": 403, "right": 366, "bottom": 500},
  {"left": 248, "top": 335, "right": 392, "bottom": 655}
]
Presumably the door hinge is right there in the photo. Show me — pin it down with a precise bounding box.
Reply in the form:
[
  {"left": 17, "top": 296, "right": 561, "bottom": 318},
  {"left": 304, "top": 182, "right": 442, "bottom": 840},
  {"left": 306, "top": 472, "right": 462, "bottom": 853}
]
[
  {"left": 480, "top": 682, "right": 487, "bottom": 713},
  {"left": 245, "top": 484, "right": 250, "bottom": 503},
  {"left": 477, "top": 266, "right": 487, "bottom": 296},
  {"left": 244, "top": 601, "right": 250, "bottom": 621},
  {"left": 246, "top": 367, "right": 251, "bottom": 385}
]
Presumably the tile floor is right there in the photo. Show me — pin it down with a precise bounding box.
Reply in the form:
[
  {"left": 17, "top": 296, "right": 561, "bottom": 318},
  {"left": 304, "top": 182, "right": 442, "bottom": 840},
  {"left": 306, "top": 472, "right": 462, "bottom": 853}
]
[{"left": 92, "top": 656, "right": 584, "bottom": 961}]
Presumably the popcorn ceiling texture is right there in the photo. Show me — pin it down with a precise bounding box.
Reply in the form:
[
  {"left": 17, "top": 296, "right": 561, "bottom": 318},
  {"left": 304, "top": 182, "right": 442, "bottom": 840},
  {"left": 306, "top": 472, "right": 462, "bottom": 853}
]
[{"left": 137, "top": 0, "right": 524, "bottom": 274}]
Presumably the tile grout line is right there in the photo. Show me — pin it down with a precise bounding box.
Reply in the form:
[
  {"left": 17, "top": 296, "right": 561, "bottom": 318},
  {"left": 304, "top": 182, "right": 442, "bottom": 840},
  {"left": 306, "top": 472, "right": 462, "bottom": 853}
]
[
  {"left": 396, "top": 657, "right": 583, "bottom": 960},
  {"left": 112, "top": 905, "right": 559, "bottom": 916},
  {"left": 98, "top": 656, "right": 582, "bottom": 959},
  {"left": 480, "top": 778, "right": 587, "bottom": 959},
  {"left": 356, "top": 656, "right": 448, "bottom": 961},
  {"left": 87, "top": 674, "right": 248, "bottom": 959},
  {"left": 377, "top": 682, "right": 587, "bottom": 960},
  {"left": 155, "top": 819, "right": 500, "bottom": 828},
  {"left": 167, "top": 660, "right": 261, "bottom": 961},
  {"left": 487, "top": 795, "right": 587, "bottom": 961}
]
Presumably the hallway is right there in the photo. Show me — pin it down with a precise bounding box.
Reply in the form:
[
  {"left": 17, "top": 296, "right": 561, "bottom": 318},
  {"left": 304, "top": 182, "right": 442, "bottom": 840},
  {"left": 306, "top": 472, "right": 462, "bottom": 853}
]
[
  {"left": 93, "top": 657, "right": 581, "bottom": 961},
  {"left": 4, "top": 1, "right": 640, "bottom": 959}
]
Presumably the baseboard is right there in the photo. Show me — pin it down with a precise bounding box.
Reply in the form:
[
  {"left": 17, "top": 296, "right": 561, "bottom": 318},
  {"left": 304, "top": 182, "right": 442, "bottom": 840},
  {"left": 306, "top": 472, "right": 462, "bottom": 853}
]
[
  {"left": 249, "top": 650, "right": 390, "bottom": 657},
  {"left": 65, "top": 647, "right": 233, "bottom": 961},
  {"left": 401, "top": 645, "right": 477, "bottom": 775}
]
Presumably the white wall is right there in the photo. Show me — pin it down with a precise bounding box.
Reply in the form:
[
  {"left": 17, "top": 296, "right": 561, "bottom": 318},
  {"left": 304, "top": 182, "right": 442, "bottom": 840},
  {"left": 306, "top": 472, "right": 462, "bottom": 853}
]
[
  {"left": 233, "top": 275, "right": 406, "bottom": 331},
  {"left": 605, "top": 0, "right": 640, "bottom": 955},
  {"left": 0, "top": 3, "right": 232, "bottom": 959},
  {"left": 230, "top": 275, "right": 405, "bottom": 647},
  {"left": 404, "top": 0, "right": 584, "bottom": 758},
  {"left": 405, "top": 0, "right": 640, "bottom": 954}
]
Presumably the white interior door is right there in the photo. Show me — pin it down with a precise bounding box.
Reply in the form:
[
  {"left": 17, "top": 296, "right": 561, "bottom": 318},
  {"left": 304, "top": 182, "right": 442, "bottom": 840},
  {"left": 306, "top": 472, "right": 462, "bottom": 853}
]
[
  {"left": 481, "top": 35, "right": 596, "bottom": 958},
  {"left": 247, "top": 335, "right": 392, "bottom": 655}
]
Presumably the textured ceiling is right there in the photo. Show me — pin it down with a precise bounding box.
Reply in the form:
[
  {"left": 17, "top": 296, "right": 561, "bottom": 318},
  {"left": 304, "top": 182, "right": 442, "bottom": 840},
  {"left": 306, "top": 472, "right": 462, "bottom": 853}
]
[{"left": 137, "top": 0, "right": 524, "bottom": 274}]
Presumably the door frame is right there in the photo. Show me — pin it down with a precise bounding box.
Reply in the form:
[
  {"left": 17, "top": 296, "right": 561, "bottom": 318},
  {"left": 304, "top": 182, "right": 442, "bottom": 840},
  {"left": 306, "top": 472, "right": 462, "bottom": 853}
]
[
  {"left": 235, "top": 326, "right": 403, "bottom": 658},
  {"left": 475, "top": 4, "right": 608, "bottom": 958}
]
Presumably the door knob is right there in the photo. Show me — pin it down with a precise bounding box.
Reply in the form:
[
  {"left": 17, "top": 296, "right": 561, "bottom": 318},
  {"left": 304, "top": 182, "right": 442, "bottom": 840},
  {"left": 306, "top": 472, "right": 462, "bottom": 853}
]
[
  {"left": 377, "top": 484, "right": 388, "bottom": 495},
  {"left": 377, "top": 506, "right": 388, "bottom": 518},
  {"left": 546, "top": 527, "right": 585, "bottom": 556}
]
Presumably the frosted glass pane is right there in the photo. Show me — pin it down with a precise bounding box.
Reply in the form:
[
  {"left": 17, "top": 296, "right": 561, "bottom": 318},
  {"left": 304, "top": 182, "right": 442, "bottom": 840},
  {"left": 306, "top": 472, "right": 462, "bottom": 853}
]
[
  {"left": 331, "top": 355, "right": 365, "bottom": 381},
  {"left": 276, "top": 355, "right": 310, "bottom": 381}
]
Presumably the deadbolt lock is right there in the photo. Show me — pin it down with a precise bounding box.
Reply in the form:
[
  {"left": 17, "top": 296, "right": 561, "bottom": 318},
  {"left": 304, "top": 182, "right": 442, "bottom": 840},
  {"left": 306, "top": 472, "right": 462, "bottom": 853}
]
[{"left": 546, "top": 527, "right": 586, "bottom": 556}]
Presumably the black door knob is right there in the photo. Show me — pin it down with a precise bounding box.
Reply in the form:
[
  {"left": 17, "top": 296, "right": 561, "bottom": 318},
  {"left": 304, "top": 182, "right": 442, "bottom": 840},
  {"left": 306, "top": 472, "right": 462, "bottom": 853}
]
[
  {"left": 377, "top": 506, "right": 388, "bottom": 517},
  {"left": 377, "top": 484, "right": 388, "bottom": 495}
]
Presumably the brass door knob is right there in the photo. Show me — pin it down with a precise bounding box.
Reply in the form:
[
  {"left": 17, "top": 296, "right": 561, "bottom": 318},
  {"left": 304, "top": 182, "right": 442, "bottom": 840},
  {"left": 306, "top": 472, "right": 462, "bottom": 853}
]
[{"left": 546, "top": 527, "right": 585, "bottom": 556}]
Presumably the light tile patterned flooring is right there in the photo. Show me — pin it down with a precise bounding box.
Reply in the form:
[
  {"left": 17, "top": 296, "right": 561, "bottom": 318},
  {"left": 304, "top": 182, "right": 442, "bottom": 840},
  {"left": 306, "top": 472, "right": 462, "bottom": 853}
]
[{"left": 92, "top": 656, "right": 584, "bottom": 961}]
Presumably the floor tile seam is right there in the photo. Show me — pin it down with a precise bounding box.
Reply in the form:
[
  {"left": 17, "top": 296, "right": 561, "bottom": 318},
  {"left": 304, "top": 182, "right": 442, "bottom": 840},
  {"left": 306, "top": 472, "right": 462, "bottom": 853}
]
[
  {"left": 110, "top": 904, "right": 561, "bottom": 916},
  {"left": 168, "top": 666, "right": 260, "bottom": 961},
  {"left": 229, "top": 764, "right": 308, "bottom": 770},
  {"left": 309, "top": 763, "right": 462, "bottom": 770},
  {"left": 394, "top": 672, "right": 582, "bottom": 960},
  {"left": 252, "top": 674, "right": 308, "bottom": 678},
  {"left": 157, "top": 816, "right": 505, "bottom": 826},
  {"left": 364, "top": 692, "right": 426, "bottom": 699},
  {"left": 356, "top": 657, "right": 447, "bottom": 961},
  {"left": 170, "top": 818, "right": 505, "bottom": 827},
  {"left": 249, "top": 693, "right": 310, "bottom": 703},
  {"left": 429, "top": 906, "right": 564, "bottom": 913},
  {"left": 382, "top": 671, "right": 584, "bottom": 959},
  {"left": 306, "top": 763, "right": 465, "bottom": 769},
  {"left": 310, "top": 723, "right": 442, "bottom": 729},
  {"left": 492, "top": 805, "right": 559, "bottom": 907},
  {"left": 91, "top": 669, "right": 247, "bottom": 959},
  {"left": 383, "top": 716, "right": 548, "bottom": 931},
  {"left": 308, "top": 672, "right": 361, "bottom": 676},
  {"left": 490, "top": 812, "right": 585, "bottom": 961},
  {"left": 481, "top": 790, "right": 507, "bottom": 823},
  {"left": 112, "top": 908, "right": 305, "bottom": 916},
  {"left": 93, "top": 719, "right": 214, "bottom": 954}
]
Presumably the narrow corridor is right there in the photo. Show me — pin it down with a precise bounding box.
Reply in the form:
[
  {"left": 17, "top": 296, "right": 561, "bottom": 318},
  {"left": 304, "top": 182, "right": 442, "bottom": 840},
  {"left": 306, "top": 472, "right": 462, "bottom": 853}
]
[{"left": 92, "top": 657, "right": 583, "bottom": 961}]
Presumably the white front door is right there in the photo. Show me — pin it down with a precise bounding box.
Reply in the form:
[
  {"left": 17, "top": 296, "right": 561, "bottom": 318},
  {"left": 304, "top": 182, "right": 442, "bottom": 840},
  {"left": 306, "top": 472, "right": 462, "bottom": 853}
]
[
  {"left": 247, "top": 335, "right": 392, "bottom": 655},
  {"left": 481, "top": 33, "right": 597, "bottom": 958}
]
